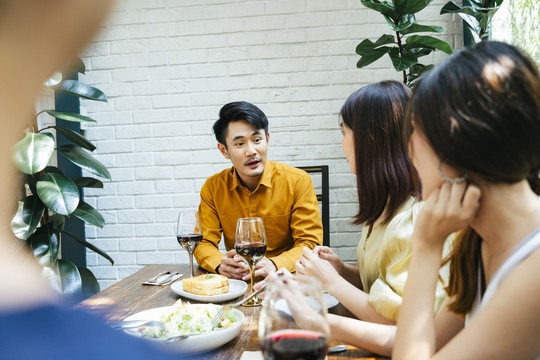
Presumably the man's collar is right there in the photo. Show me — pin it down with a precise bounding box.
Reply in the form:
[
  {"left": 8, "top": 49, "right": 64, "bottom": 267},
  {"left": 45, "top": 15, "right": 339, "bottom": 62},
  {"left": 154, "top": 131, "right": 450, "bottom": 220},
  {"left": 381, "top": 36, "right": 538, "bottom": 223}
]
[
  {"left": 259, "top": 160, "right": 273, "bottom": 188},
  {"left": 230, "top": 161, "right": 274, "bottom": 191},
  {"left": 230, "top": 167, "right": 241, "bottom": 190}
]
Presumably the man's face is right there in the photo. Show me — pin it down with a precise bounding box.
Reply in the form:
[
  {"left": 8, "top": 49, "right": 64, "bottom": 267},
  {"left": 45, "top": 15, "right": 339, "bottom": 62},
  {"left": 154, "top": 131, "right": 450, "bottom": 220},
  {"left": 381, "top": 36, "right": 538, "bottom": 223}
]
[{"left": 218, "top": 120, "right": 269, "bottom": 187}]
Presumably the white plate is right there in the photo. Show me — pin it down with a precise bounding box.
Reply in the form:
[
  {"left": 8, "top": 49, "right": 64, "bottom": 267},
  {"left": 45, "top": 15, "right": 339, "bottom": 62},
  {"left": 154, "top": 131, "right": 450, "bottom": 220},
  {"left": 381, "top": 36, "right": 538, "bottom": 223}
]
[
  {"left": 273, "top": 293, "right": 339, "bottom": 315},
  {"left": 123, "top": 304, "right": 245, "bottom": 353},
  {"left": 170, "top": 278, "right": 248, "bottom": 303}
]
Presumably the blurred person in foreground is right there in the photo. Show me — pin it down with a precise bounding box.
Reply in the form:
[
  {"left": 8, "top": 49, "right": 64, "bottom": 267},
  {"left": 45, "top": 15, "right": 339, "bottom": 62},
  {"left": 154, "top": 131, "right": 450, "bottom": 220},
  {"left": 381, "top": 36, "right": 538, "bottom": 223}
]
[
  {"left": 393, "top": 41, "right": 540, "bottom": 359},
  {"left": 194, "top": 101, "right": 323, "bottom": 280},
  {"left": 295, "top": 81, "right": 452, "bottom": 356},
  {"left": 0, "top": 1, "right": 185, "bottom": 359}
]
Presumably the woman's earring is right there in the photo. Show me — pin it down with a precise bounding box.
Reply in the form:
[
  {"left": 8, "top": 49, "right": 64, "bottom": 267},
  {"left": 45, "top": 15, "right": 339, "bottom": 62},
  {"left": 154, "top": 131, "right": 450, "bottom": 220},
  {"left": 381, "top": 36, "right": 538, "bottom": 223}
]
[{"left": 438, "top": 160, "right": 467, "bottom": 184}]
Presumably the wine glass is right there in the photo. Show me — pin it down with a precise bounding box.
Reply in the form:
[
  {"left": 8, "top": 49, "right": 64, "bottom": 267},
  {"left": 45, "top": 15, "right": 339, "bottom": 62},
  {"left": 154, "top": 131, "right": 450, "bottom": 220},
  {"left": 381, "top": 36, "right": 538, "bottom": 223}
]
[
  {"left": 235, "top": 217, "right": 267, "bottom": 307},
  {"left": 259, "top": 274, "right": 330, "bottom": 360},
  {"left": 176, "top": 210, "right": 202, "bottom": 278}
]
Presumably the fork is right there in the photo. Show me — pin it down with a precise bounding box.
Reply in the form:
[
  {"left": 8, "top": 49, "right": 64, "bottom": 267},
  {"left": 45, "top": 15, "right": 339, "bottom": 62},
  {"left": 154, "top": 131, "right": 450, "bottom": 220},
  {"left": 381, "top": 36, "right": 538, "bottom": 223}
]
[
  {"left": 209, "top": 282, "right": 268, "bottom": 329},
  {"left": 146, "top": 271, "right": 170, "bottom": 284},
  {"left": 156, "top": 271, "right": 180, "bottom": 285},
  {"left": 110, "top": 320, "right": 165, "bottom": 330}
]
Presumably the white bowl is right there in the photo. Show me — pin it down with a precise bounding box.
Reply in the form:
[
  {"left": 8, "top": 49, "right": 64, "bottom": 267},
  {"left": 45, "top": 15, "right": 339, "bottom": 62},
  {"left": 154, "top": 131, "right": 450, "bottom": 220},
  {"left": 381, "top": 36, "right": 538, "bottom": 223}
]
[{"left": 123, "top": 304, "right": 245, "bottom": 354}]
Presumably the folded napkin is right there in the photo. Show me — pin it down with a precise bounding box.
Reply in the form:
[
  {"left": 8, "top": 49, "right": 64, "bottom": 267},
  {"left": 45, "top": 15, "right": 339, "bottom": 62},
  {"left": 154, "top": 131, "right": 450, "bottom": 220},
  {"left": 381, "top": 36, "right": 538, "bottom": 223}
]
[
  {"left": 142, "top": 273, "right": 183, "bottom": 286},
  {"left": 240, "top": 352, "right": 328, "bottom": 360},
  {"left": 239, "top": 351, "right": 264, "bottom": 360}
]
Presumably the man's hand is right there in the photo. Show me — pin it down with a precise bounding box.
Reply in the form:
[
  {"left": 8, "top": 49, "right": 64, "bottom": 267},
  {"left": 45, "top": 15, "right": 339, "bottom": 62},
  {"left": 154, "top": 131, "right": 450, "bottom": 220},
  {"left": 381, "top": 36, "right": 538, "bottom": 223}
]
[
  {"left": 243, "top": 256, "right": 277, "bottom": 281},
  {"left": 217, "top": 249, "right": 249, "bottom": 279}
]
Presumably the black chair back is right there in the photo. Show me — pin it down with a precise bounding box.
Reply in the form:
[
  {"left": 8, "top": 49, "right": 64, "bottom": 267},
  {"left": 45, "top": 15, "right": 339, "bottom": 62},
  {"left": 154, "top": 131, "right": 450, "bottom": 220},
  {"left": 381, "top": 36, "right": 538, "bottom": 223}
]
[{"left": 296, "top": 165, "right": 329, "bottom": 247}]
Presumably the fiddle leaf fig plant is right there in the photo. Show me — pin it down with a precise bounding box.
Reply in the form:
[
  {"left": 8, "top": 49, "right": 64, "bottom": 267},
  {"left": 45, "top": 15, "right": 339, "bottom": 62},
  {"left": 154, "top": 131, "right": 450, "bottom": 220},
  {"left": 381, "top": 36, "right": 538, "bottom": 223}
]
[
  {"left": 441, "top": 0, "right": 504, "bottom": 43},
  {"left": 11, "top": 61, "right": 113, "bottom": 299},
  {"left": 356, "top": 0, "right": 454, "bottom": 86}
]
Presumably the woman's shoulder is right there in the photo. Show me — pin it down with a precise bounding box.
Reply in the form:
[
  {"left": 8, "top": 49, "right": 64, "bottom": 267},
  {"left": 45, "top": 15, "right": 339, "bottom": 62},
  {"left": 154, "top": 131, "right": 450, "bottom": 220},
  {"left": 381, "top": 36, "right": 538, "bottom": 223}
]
[{"left": 384, "top": 197, "right": 422, "bottom": 232}]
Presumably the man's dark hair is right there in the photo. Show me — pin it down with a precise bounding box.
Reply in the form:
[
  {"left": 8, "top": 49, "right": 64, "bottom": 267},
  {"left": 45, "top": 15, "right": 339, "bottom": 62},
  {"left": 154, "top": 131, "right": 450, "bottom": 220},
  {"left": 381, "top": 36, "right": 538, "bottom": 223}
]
[{"left": 213, "top": 101, "right": 269, "bottom": 147}]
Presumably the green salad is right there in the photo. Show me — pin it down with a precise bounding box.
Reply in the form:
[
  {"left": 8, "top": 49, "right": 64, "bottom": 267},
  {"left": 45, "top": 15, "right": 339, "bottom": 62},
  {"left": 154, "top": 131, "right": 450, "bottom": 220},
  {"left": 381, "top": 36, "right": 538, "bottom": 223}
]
[{"left": 142, "top": 300, "right": 236, "bottom": 339}]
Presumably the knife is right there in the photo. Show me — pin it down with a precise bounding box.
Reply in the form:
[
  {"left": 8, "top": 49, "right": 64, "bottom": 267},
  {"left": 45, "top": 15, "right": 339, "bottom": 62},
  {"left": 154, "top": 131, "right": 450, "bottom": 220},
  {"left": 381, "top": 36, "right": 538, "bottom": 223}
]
[{"left": 142, "top": 272, "right": 182, "bottom": 286}]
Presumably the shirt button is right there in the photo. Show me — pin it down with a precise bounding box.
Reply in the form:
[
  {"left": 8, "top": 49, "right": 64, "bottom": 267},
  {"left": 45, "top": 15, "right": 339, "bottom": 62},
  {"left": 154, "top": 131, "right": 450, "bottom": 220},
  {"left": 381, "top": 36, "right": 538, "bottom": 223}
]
[{"left": 250, "top": 195, "right": 254, "bottom": 199}]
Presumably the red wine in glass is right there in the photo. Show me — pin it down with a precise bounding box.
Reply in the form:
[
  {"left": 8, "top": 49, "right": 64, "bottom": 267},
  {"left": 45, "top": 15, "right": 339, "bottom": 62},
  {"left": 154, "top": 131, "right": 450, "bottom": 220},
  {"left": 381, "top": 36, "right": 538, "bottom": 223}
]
[
  {"left": 235, "top": 217, "right": 267, "bottom": 306},
  {"left": 177, "top": 233, "right": 203, "bottom": 253},
  {"left": 235, "top": 242, "right": 267, "bottom": 266},
  {"left": 176, "top": 210, "right": 202, "bottom": 278},
  {"left": 263, "top": 330, "right": 328, "bottom": 360}
]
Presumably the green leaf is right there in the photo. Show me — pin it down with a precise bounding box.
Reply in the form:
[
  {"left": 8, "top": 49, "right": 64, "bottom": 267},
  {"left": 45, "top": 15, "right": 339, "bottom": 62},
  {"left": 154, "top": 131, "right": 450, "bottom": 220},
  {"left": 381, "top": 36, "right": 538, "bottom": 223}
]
[
  {"left": 52, "top": 80, "right": 107, "bottom": 102},
  {"left": 29, "top": 223, "right": 59, "bottom": 267},
  {"left": 78, "top": 267, "right": 100, "bottom": 299},
  {"left": 407, "top": 63, "right": 435, "bottom": 86},
  {"left": 360, "top": 0, "right": 397, "bottom": 20},
  {"left": 72, "top": 201, "right": 105, "bottom": 228},
  {"left": 44, "top": 166, "right": 64, "bottom": 175},
  {"left": 356, "top": 35, "right": 395, "bottom": 54},
  {"left": 53, "top": 126, "right": 96, "bottom": 151},
  {"left": 440, "top": 1, "right": 497, "bottom": 29},
  {"left": 11, "top": 197, "right": 46, "bottom": 240},
  {"left": 357, "top": 47, "right": 392, "bottom": 68},
  {"left": 466, "top": 26, "right": 482, "bottom": 43},
  {"left": 468, "top": 0, "right": 501, "bottom": 11},
  {"left": 13, "top": 132, "right": 55, "bottom": 175},
  {"left": 62, "top": 231, "right": 114, "bottom": 265},
  {"left": 440, "top": 2, "right": 466, "bottom": 14},
  {"left": 394, "top": 0, "right": 434, "bottom": 15},
  {"left": 11, "top": 202, "right": 26, "bottom": 239},
  {"left": 460, "top": 13, "right": 482, "bottom": 35},
  {"left": 405, "top": 35, "right": 453, "bottom": 54},
  {"left": 15, "top": 196, "right": 45, "bottom": 240},
  {"left": 400, "top": 23, "right": 445, "bottom": 35},
  {"left": 48, "top": 214, "right": 66, "bottom": 232},
  {"left": 72, "top": 58, "right": 86, "bottom": 74},
  {"left": 388, "top": 48, "right": 419, "bottom": 71},
  {"left": 58, "top": 145, "right": 111, "bottom": 180},
  {"left": 36, "top": 173, "right": 80, "bottom": 215},
  {"left": 42, "top": 259, "right": 82, "bottom": 297},
  {"left": 408, "top": 47, "right": 434, "bottom": 58},
  {"left": 73, "top": 177, "right": 104, "bottom": 189},
  {"left": 384, "top": 14, "right": 416, "bottom": 32},
  {"left": 478, "top": 8, "right": 500, "bottom": 30},
  {"left": 374, "top": 34, "right": 396, "bottom": 46},
  {"left": 46, "top": 110, "right": 97, "bottom": 124}
]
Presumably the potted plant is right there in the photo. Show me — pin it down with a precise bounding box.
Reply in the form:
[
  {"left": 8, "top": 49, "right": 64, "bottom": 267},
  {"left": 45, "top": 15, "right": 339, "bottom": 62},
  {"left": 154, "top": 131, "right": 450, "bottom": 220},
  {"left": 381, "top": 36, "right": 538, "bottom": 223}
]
[
  {"left": 11, "top": 59, "right": 113, "bottom": 299},
  {"left": 355, "top": 0, "right": 454, "bottom": 86},
  {"left": 441, "top": 0, "right": 505, "bottom": 43}
]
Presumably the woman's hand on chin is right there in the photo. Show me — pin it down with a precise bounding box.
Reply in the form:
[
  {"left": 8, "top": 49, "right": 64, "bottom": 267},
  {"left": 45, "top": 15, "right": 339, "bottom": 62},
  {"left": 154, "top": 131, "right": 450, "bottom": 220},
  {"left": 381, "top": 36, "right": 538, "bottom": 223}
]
[{"left": 415, "top": 182, "right": 481, "bottom": 246}]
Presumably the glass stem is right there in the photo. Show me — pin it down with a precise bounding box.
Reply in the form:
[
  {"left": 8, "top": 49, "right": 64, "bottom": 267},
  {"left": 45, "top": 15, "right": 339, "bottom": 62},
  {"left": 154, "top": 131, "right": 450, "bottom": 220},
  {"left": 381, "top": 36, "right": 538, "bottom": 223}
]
[
  {"left": 189, "top": 253, "right": 194, "bottom": 277},
  {"left": 250, "top": 263, "right": 255, "bottom": 294}
]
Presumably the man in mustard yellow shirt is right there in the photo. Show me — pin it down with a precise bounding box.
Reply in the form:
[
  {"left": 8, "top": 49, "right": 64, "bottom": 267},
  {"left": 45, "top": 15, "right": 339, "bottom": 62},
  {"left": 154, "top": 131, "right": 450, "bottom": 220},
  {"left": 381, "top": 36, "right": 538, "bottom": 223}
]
[{"left": 193, "top": 101, "right": 323, "bottom": 280}]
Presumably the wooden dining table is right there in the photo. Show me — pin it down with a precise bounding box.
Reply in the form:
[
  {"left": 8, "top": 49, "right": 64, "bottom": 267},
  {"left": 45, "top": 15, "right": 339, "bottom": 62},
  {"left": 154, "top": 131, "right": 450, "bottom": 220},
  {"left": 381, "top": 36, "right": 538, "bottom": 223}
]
[{"left": 77, "top": 264, "right": 390, "bottom": 360}]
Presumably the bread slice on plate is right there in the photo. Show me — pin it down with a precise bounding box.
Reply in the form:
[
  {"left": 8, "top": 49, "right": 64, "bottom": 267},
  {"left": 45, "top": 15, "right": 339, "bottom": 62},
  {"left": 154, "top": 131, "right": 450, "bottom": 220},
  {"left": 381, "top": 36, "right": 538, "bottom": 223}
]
[{"left": 182, "top": 274, "right": 230, "bottom": 296}]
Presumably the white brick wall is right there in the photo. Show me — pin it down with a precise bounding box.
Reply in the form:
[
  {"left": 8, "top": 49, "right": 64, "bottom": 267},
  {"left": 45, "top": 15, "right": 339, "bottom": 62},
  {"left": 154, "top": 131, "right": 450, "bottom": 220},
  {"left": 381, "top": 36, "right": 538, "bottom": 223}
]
[{"left": 72, "top": 0, "right": 463, "bottom": 289}]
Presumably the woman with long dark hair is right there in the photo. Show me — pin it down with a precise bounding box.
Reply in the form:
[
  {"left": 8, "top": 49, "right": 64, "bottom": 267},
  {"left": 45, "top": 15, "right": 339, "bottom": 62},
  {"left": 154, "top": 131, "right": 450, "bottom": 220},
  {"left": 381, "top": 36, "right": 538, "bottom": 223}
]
[
  {"left": 393, "top": 41, "right": 540, "bottom": 359},
  {"left": 296, "top": 80, "right": 451, "bottom": 355}
]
